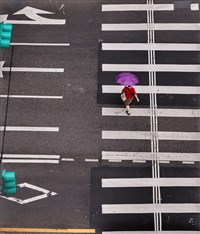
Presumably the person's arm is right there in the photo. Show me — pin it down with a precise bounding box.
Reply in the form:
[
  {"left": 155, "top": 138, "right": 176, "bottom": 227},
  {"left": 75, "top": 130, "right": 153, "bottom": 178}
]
[{"left": 135, "top": 94, "right": 140, "bottom": 102}]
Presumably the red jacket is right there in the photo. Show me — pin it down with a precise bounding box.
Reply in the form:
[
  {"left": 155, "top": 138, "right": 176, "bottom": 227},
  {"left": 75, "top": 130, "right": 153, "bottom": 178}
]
[{"left": 122, "top": 87, "right": 136, "bottom": 100}]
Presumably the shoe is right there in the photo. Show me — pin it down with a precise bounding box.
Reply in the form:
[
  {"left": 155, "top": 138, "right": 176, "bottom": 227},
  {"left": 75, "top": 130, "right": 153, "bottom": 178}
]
[{"left": 126, "top": 110, "right": 130, "bottom": 115}]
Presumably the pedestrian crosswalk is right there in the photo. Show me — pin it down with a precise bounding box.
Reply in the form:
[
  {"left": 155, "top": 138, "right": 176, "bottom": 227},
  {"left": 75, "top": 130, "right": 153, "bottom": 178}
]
[
  {"left": 91, "top": 167, "right": 200, "bottom": 232},
  {"left": 97, "top": 0, "right": 200, "bottom": 233}
]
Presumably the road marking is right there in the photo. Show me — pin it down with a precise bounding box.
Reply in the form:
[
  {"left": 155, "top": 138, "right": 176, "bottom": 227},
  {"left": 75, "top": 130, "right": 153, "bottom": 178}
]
[
  {"left": 102, "top": 64, "right": 200, "bottom": 72},
  {"left": 182, "top": 161, "right": 195, "bottom": 164},
  {"left": 0, "top": 61, "right": 64, "bottom": 78},
  {"left": 102, "top": 3, "right": 199, "bottom": 12},
  {"left": 0, "top": 228, "right": 95, "bottom": 233},
  {"left": 1, "top": 6, "right": 66, "bottom": 25},
  {"left": 102, "top": 4, "right": 174, "bottom": 11},
  {"left": 102, "top": 152, "right": 200, "bottom": 162},
  {"left": 0, "top": 183, "right": 57, "bottom": 205},
  {"left": 102, "top": 43, "right": 200, "bottom": 51},
  {"left": 2, "top": 159, "right": 59, "bottom": 163},
  {"left": 102, "top": 203, "right": 200, "bottom": 214},
  {"left": 61, "top": 158, "right": 75, "bottom": 162},
  {"left": 102, "top": 178, "right": 200, "bottom": 188},
  {"left": 132, "top": 160, "right": 146, "bottom": 163},
  {"left": 102, "top": 23, "right": 200, "bottom": 31},
  {"left": 2, "top": 154, "right": 60, "bottom": 158},
  {"left": 102, "top": 108, "right": 200, "bottom": 117},
  {"left": 158, "top": 161, "right": 170, "bottom": 164},
  {"left": 85, "top": 159, "right": 99, "bottom": 162},
  {"left": 0, "top": 95, "right": 63, "bottom": 99},
  {"left": 102, "top": 131, "right": 200, "bottom": 141},
  {"left": 0, "top": 126, "right": 59, "bottom": 132},
  {"left": 11, "top": 43, "right": 70, "bottom": 46},
  {"left": 102, "top": 85, "right": 200, "bottom": 94},
  {"left": 2, "top": 154, "right": 60, "bottom": 164}
]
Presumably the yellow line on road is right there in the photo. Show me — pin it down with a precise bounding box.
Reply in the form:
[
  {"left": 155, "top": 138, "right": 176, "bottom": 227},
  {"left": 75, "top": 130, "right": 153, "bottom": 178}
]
[{"left": 0, "top": 228, "right": 96, "bottom": 233}]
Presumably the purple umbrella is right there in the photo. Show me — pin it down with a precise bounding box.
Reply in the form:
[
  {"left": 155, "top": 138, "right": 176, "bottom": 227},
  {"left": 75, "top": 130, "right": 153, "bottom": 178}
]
[{"left": 115, "top": 72, "right": 139, "bottom": 86}]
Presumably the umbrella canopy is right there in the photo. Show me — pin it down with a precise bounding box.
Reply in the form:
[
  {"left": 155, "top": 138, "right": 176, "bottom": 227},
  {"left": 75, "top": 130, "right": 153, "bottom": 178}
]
[{"left": 115, "top": 72, "right": 139, "bottom": 86}]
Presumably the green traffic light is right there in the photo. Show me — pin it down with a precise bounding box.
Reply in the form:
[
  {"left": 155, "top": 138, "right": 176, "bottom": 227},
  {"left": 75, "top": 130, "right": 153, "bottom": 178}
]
[
  {"left": 1, "top": 170, "right": 16, "bottom": 195},
  {"left": 0, "top": 23, "right": 13, "bottom": 48}
]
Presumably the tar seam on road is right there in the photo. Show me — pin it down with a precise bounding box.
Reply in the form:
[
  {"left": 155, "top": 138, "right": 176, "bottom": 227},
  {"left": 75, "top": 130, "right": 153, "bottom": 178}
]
[{"left": 0, "top": 46, "right": 14, "bottom": 167}]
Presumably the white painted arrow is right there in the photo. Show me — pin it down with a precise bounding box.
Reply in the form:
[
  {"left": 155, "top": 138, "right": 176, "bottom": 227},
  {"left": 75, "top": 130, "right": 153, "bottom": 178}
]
[
  {"left": 1, "top": 6, "right": 66, "bottom": 25},
  {"left": 0, "top": 61, "right": 64, "bottom": 78},
  {"left": 0, "top": 14, "right": 8, "bottom": 23}
]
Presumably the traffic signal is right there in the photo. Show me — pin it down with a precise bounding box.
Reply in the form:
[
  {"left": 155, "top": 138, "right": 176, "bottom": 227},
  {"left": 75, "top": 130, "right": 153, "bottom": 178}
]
[
  {"left": 0, "top": 22, "right": 13, "bottom": 48},
  {"left": 1, "top": 170, "right": 16, "bottom": 196}
]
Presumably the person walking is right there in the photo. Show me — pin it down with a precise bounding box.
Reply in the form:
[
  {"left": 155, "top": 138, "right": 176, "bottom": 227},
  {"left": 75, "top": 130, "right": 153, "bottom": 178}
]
[{"left": 121, "top": 85, "right": 139, "bottom": 115}]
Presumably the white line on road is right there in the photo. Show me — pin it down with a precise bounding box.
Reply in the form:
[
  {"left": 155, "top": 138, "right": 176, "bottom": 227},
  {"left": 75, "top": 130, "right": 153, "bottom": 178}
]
[
  {"left": 2, "top": 154, "right": 60, "bottom": 158},
  {"left": 102, "top": 4, "right": 174, "bottom": 11},
  {"left": 2, "top": 159, "right": 59, "bottom": 163},
  {"left": 102, "top": 131, "right": 200, "bottom": 141},
  {"left": 61, "top": 158, "right": 75, "bottom": 162},
  {"left": 102, "top": 108, "right": 200, "bottom": 117},
  {"left": 102, "top": 85, "right": 200, "bottom": 94},
  {"left": 0, "top": 126, "right": 59, "bottom": 132},
  {"left": 102, "top": 23, "right": 200, "bottom": 31},
  {"left": 2, "top": 67, "right": 64, "bottom": 73},
  {"left": 0, "top": 95, "right": 63, "bottom": 99},
  {"left": 102, "top": 203, "right": 200, "bottom": 214},
  {"left": 102, "top": 43, "right": 200, "bottom": 51},
  {"left": 11, "top": 43, "right": 70, "bottom": 46},
  {"left": 102, "top": 178, "right": 200, "bottom": 188},
  {"left": 102, "top": 151, "right": 200, "bottom": 162},
  {"left": 102, "top": 64, "right": 200, "bottom": 72},
  {"left": 85, "top": 159, "right": 99, "bottom": 162},
  {"left": 102, "top": 3, "right": 199, "bottom": 11}
]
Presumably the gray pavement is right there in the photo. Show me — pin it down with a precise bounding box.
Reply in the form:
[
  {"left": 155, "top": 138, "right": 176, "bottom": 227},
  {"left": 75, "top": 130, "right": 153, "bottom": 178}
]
[{"left": 0, "top": 0, "right": 200, "bottom": 233}]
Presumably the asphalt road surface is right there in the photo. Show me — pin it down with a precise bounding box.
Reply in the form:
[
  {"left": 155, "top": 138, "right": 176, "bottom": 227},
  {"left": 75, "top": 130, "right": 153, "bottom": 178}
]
[{"left": 0, "top": 0, "right": 199, "bottom": 234}]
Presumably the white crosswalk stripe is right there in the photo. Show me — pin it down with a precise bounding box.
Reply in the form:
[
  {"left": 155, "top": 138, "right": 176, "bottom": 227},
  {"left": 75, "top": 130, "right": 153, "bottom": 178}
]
[
  {"left": 102, "top": 64, "right": 200, "bottom": 72},
  {"left": 102, "top": 151, "right": 200, "bottom": 163},
  {"left": 102, "top": 203, "right": 200, "bottom": 214},
  {"left": 102, "top": 43, "right": 200, "bottom": 51},
  {"left": 102, "top": 85, "right": 200, "bottom": 94},
  {"left": 102, "top": 3, "right": 199, "bottom": 12},
  {"left": 98, "top": 2, "right": 200, "bottom": 233},
  {"left": 102, "top": 131, "right": 200, "bottom": 141},
  {"left": 102, "top": 108, "right": 200, "bottom": 117},
  {"left": 102, "top": 23, "right": 200, "bottom": 31},
  {"left": 102, "top": 178, "right": 200, "bottom": 187}
]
